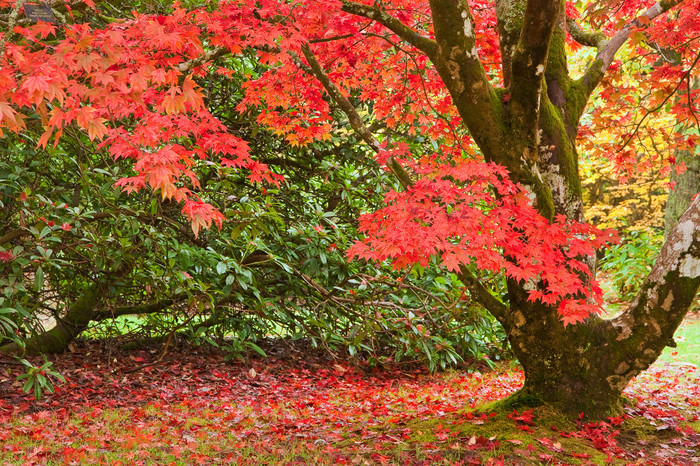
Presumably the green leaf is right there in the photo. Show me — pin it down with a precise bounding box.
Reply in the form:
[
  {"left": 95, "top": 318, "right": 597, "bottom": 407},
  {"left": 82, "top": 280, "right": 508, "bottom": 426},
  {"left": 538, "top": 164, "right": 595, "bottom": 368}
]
[
  {"left": 230, "top": 223, "right": 247, "bottom": 240},
  {"left": 23, "top": 379, "right": 34, "bottom": 393},
  {"left": 34, "top": 267, "right": 44, "bottom": 292},
  {"left": 245, "top": 341, "right": 267, "bottom": 357}
]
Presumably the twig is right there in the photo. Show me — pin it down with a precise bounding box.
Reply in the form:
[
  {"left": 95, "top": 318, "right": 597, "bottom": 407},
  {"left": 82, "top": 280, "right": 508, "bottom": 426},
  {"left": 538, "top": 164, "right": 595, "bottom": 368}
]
[
  {"left": 619, "top": 50, "right": 700, "bottom": 152},
  {"left": 119, "top": 358, "right": 173, "bottom": 375}
]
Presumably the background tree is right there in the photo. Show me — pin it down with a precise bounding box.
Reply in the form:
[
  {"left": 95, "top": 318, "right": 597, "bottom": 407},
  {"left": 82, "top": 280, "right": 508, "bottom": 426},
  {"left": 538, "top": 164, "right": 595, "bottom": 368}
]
[
  {"left": 0, "top": 0, "right": 698, "bottom": 417},
  {"left": 665, "top": 77, "right": 700, "bottom": 237}
]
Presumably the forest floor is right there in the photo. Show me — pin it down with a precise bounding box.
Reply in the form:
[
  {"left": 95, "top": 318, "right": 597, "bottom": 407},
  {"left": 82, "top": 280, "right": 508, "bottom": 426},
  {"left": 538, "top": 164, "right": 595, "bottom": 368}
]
[{"left": 1, "top": 318, "right": 699, "bottom": 465}]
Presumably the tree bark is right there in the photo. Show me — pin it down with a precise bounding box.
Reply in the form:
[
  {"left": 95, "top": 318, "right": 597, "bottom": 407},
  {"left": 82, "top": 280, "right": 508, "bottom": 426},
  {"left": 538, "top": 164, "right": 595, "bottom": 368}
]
[
  {"left": 665, "top": 70, "right": 700, "bottom": 240},
  {"left": 665, "top": 147, "right": 700, "bottom": 237},
  {"left": 504, "top": 196, "right": 700, "bottom": 417},
  {"left": 0, "top": 285, "right": 103, "bottom": 356}
]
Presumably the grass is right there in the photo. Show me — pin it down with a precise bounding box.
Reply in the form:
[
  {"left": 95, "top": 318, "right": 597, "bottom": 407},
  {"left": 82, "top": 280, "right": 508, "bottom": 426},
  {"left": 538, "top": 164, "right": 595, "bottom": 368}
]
[{"left": 657, "top": 316, "right": 700, "bottom": 368}]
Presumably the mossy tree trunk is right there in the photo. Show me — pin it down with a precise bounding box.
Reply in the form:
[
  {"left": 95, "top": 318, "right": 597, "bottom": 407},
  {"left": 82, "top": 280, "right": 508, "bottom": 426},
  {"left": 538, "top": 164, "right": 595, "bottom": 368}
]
[
  {"left": 0, "top": 284, "right": 184, "bottom": 357},
  {"left": 503, "top": 199, "right": 699, "bottom": 417},
  {"left": 434, "top": 0, "right": 698, "bottom": 417},
  {"left": 0, "top": 285, "right": 103, "bottom": 356},
  {"left": 345, "top": 0, "right": 698, "bottom": 417}
]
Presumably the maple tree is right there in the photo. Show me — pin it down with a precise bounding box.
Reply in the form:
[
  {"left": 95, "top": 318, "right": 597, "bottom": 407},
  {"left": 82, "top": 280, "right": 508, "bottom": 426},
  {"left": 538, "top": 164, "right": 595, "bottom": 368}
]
[{"left": 1, "top": 0, "right": 699, "bottom": 417}]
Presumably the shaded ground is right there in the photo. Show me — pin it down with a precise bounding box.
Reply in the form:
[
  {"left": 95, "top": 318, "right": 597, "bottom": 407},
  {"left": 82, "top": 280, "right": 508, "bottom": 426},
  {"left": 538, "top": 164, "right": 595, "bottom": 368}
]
[{"left": 1, "top": 334, "right": 699, "bottom": 465}]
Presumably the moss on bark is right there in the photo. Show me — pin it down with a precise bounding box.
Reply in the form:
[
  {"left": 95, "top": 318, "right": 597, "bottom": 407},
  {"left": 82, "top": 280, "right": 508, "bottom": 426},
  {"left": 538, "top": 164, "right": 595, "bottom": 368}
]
[{"left": 0, "top": 285, "right": 102, "bottom": 356}]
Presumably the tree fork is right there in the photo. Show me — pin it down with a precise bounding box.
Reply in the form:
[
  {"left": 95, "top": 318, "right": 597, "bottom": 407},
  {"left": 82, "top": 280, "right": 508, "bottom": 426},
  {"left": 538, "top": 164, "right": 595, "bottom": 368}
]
[{"left": 503, "top": 196, "right": 700, "bottom": 417}]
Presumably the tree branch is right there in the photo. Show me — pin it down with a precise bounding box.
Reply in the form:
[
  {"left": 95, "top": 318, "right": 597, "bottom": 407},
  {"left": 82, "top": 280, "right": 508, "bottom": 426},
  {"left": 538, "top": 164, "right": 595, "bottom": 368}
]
[
  {"left": 566, "top": 17, "right": 606, "bottom": 49},
  {"left": 300, "top": 40, "right": 509, "bottom": 318},
  {"left": 457, "top": 266, "right": 509, "bottom": 325},
  {"left": 608, "top": 194, "right": 700, "bottom": 380},
  {"left": 427, "top": 0, "right": 502, "bottom": 160},
  {"left": 508, "top": 0, "right": 560, "bottom": 151},
  {"left": 580, "top": 0, "right": 685, "bottom": 95},
  {"left": 340, "top": 1, "right": 438, "bottom": 59},
  {"left": 0, "top": 228, "right": 26, "bottom": 246},
  {"left": 0, "top": 284, "right": 102, "bottom": 356},
  {"left": 177, "top": 46, "right": 228, "bottom": 72},
  {"left": 94, "top": 296, "right": 186, "bottom": 321},
  {"left": 300, "top": 44, "right": 412, "bottom": 189}
]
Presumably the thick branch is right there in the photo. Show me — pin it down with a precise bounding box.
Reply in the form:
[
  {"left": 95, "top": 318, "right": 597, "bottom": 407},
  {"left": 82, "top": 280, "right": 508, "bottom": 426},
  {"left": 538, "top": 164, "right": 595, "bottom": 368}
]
[
  {"left": 508, "top": 0, "right": 560, "bottom": 150},
  {"left": 565, "top": 17, "right": 606, "bottom": 49},
  {"left": 0, "top": 228, "right": 26, "bottom": 246},
  {"left": 428, "top": 0, "right": 502, "bottom": 158},
  {"left": 94, "top": 296, "right": 185, "bottom": 321},
  {"left": 340, "top": 1, "right": 437, "bottom": 59},
  {"left": 606, "top": 195, "right": 700, "bottom": 382},
  {"left": 579, "top": 0, "right": 684, "bottom": 96},
  {"left": 0, "top": 284, "right": 102, "bottom": 356}
]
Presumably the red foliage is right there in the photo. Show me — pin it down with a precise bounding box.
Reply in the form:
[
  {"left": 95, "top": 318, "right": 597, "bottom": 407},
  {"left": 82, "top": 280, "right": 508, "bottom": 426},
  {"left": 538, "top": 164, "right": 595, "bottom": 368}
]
[{"left": 1, "top": 0, "right": 698, "bottom": 321}]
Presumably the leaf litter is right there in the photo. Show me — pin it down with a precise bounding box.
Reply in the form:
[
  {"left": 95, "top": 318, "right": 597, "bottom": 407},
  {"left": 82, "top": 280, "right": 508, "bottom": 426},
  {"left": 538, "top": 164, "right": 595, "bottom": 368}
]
[{"left": 0, "top": 338, "right": 698, "bottom": 465}]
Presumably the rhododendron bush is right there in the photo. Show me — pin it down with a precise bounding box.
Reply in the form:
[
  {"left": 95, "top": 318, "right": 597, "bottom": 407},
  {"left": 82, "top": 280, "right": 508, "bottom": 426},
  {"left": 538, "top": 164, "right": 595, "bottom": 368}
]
[{"left": 1, "top": 0, "right": 699, "bottom": 416}]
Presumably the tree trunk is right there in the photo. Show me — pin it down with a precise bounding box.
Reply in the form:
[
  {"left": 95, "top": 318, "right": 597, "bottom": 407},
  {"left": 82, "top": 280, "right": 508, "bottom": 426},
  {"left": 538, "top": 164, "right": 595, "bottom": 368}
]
[
  {"left": 501, "top": 284, "right": 624, "bottom": 417},
  {"left": 665, "top": 144, "right": 700, "bottom": 237},
  {"left": 421, "top": 0, "right": 700, "bottom": 417},
  {"left": 0, "top": 285, "right": 103, "bottom": 356},
  {"left": 665, "top": 77, "right": 700, "bottom": 237},
  {"left": 284, "top": 0, "right": 697, "bottom": 418},
  {"left": 501, "top": 195, "right": 700, "bottom": 418}
]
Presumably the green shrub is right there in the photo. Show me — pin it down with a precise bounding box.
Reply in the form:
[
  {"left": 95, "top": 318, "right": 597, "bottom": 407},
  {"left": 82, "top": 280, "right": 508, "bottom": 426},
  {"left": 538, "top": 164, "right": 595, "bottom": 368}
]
[{"left": 600, "top": 229, "right": 663, "bottom": 302}]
